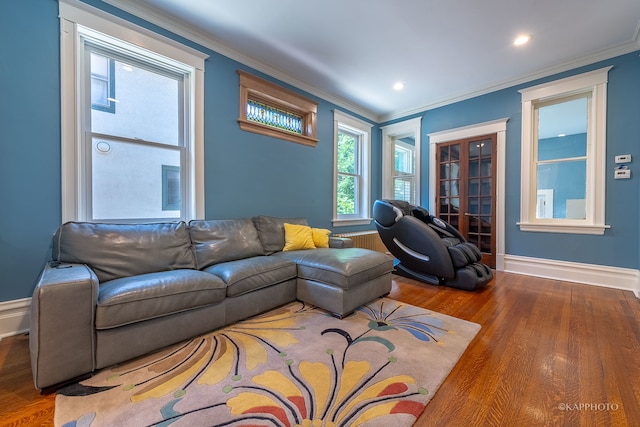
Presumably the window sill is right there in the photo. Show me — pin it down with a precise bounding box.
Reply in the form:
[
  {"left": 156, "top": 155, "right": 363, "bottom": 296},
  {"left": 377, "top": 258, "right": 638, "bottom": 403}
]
[
  {"left": 332, "top": 218, "right": 372, "bottom": 227},
  {"left": 517, "top": 221, "right": 610, "bottom": 235},
  {"left": 238, "top": 119, "right": 318, "bottom": 147}
]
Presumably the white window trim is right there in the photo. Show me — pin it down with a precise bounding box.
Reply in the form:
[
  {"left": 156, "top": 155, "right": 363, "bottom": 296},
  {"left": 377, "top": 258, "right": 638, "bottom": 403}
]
[
  {"left": 59, "top": 0, "right": 207, "bottom": 222},
  {"left": 380, "top": 117, "right": 421, "bottom": 205},
  {"left": 518, "top": 67, "right": 611, "bottom": 235},
  {"left": 332, "top": 110, "right": 372, "bottom": 227}
]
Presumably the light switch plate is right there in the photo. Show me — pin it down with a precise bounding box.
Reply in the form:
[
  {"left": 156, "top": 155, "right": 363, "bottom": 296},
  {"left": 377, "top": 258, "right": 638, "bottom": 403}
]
[{"left": 615, "top": 154, "right": 631, "bottom": 163}]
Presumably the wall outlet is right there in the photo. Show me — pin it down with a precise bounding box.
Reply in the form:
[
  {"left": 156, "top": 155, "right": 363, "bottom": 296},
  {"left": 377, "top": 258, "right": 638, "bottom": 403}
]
[{"left": 614, "top": 169, "right": 631, "bottom": 179}]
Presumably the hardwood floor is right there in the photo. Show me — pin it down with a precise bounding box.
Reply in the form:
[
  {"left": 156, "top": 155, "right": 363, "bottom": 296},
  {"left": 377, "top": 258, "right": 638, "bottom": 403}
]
[{"left": 0, "top": 271, "right": 638, "bottom": 426}]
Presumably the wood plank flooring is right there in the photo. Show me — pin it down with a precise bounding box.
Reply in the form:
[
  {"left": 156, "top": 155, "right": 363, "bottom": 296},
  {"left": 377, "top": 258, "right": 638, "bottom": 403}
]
[{"left": 0, "top": 271, "right": 638, "bottom": 426}]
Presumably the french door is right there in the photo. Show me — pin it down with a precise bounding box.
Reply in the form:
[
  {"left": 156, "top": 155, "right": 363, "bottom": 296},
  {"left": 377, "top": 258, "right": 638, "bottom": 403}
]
[{"left": 436, "top": 134, "right": 497, "bottom": 268}]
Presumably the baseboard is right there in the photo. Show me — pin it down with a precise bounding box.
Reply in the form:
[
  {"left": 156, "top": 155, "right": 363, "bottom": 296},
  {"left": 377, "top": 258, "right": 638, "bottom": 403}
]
[
  {"left": 503, "top": 254, "right": 640, "bottom": 297},
  {"left": 0, "top": 298, "right": 30, "bottom": 339}
]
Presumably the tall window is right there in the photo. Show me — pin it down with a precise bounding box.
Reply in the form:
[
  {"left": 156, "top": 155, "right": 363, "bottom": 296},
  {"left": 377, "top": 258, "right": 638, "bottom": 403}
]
[
  {"left": 393, "top": 139, "right": 416, "bottom": 203},
  {"left": 60, "top": 2, "right": 207, "bottom": 222},
  {"left": 333, "top": 110, "right": 372, "bottom": 226},
  {"left": 519, "top": 67, "right": 610, "bottom": 234},
  {"left": 381, "top": 117, "right": 421, "bottom": 206}
]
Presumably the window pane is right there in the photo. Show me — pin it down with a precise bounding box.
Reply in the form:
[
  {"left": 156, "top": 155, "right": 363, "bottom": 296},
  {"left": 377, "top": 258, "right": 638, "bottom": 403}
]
[
  {"left": 337, "top": 131, "right": 357, "bottom": 174},
  {"left": 91, "top": 137, "right": 180, "bottom": 220},
  {"left": 537, "top": 97, "right": 588, "bottom": 161},
  {"left": 246, "top": 99, "right": 302, "bottom": 134},
  {"left": 337, "top": 174, "right": 357, "bottom": 215},
  {"left": 536, "top": 159, "right": 586, "bottom": 219},
  {"left": 90, "top": 49, "right": 182, "bottom": 145}
]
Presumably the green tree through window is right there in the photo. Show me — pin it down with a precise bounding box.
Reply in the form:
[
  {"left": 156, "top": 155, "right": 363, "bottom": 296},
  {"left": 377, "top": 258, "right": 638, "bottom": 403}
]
[{"left": 337, "top": 131, "right": 358, "bottom": 215}]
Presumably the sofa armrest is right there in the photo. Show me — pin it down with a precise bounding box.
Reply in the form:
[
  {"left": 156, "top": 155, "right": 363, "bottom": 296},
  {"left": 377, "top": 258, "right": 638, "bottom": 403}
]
[
  {"left": 329, "top": 237, "right": 353, "bottom": 249},
  {"left": 30, "top": 262, "right": 99, "bottom": 390}
]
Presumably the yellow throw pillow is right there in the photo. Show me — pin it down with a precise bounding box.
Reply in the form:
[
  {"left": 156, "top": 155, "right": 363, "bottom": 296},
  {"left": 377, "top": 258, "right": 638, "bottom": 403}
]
[
  {"left": 312, "top": 228, "right": 331, "bottom": 248},
  {"left": 283, "top": 223, "right": 316, "bottom": 251}
]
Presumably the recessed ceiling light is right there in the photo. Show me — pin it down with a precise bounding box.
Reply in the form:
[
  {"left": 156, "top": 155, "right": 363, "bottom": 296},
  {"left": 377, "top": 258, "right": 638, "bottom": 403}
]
[
  {"left": 513, "top": 34, "right": 532, "bottom": 46},
  {"left": 393, "top": 82, "right": 405, "bottom": 91}
]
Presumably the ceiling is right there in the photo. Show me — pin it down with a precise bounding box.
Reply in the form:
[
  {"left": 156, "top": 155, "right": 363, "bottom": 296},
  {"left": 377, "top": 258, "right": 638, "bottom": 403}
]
[{"left": 105, "top": 0, "right": 640, "bottom": 122}]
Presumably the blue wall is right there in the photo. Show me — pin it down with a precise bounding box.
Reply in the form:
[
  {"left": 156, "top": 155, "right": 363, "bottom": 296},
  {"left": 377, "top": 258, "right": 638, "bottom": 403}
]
[
  {"left": 1, "top": 0, "right": 639, "bottom": 303},
  {"left": 400, "top": 52, "right": 640, "bottom": 269},
  {"left": 0, "top": 0, "right": 379, "bottom": 302}
]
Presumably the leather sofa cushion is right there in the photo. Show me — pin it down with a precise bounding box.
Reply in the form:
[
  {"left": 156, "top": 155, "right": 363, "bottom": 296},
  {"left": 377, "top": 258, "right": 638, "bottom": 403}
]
[
  {"left": 204, "top": 256, "right": 297, "bottom": 297},
  {"left": 54, "top": 221, "right": 196, "bottom": 283},
  {"left": 189, "top": 219, "right": 264, "bottom": 269},
  {"left": 96, "top": 269, "right": 225, "bottom": 329},
  {"left": 252, "top": 216, "right": 308, "bottom": 254},
  {"left": 274, "top": 248, "right": 394, "bottom": 290}
]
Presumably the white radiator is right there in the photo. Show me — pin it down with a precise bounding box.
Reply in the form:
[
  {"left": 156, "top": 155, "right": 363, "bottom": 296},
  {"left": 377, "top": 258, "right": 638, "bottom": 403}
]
[{"left": 334, "top": 230, "right": 388, "bottom": 253}]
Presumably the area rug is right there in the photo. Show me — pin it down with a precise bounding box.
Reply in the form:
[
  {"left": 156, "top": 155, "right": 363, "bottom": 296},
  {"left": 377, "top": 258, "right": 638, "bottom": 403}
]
[{"left": 55, "top": 298, "right": 480, "bottom": 427}]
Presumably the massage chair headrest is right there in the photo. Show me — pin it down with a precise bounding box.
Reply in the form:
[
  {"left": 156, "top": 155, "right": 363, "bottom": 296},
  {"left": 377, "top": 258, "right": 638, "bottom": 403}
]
[{"left": 373, "top": 199, "right": 431, "bottom": 227}]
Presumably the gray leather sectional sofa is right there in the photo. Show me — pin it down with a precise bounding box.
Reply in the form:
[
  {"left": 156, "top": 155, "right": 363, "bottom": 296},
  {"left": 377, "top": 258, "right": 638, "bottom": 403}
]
[{"left": 29, "top": 216, "right": 393, "bottom": 390}]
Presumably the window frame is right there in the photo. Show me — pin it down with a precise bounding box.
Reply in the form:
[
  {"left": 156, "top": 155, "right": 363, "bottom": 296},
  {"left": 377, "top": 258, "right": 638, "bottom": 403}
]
[
  {"left": 332, "top": 110, "right": 372, "bottom": 227},
  {"left": 381, "top": 117, "right": 422, "bottom": 205},
  {"left": 237, "top": 70, "right": 318, "bottom": 147},
  {"left": 59, "top": 0, "right": 207, "bottom": 223},
  {"left": 518, "top": 66, "right": 612, "bottom": 235}
]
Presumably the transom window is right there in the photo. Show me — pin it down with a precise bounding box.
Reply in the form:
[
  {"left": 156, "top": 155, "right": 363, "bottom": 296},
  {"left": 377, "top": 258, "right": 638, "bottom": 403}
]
[{"left": 237, "top": 70, "right": 318, "bottom": 147}]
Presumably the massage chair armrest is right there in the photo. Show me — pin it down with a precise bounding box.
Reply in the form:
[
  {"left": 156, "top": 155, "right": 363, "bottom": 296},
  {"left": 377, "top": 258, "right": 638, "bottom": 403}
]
[
  {"left": 30, "top": 262, "right": 99, "bottom": 390},
  {"left": 379, "top": 216, "right": 455, "bottom": 279},
  {"left": 329, "top": 237, "right": 354, "bottom": 248}
]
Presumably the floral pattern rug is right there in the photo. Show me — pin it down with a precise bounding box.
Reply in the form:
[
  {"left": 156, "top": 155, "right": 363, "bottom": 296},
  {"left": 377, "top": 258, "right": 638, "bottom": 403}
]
[{"left": 55, "top": 298, "right": 480, "bottom": 427}]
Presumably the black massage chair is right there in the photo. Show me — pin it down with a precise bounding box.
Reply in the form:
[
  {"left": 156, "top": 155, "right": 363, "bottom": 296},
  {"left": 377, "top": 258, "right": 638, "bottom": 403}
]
[{"left": 373, "top": 199, "right": 493, "bottom": 290}]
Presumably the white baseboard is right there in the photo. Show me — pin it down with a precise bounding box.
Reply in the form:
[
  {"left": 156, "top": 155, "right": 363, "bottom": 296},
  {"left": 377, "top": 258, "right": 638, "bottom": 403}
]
[
  {"left": 0, "top": 298, "right": 30, "bottom": 339},
  {"left": 503, "top": 254, "right": 640, "bottom": 297}
]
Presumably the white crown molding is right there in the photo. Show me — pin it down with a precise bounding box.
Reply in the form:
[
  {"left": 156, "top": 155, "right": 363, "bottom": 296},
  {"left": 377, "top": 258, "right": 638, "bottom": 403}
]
[
  {"left": 91, "top": 2, "right": 640, "bottom": 124},
  {"left": 99, "top": 0, "right": 379, "bottom": 122},
  {"left": 379, "top": 40, "right": 640, "bottom": 122}
]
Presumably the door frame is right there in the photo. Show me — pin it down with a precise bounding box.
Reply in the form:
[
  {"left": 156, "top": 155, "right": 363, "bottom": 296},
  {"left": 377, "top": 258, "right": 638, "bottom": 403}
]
[{"left": 428, "top": 118, "right": 508, "bottom": 271}]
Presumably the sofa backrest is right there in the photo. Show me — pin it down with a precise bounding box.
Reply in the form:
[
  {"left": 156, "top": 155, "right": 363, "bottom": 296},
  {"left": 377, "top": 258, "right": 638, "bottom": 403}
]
[
  {"left": 252, "top": 215, "right": 308, "bottom": 254},
  {"left": 189, "top": 219, "right": 264, "bottom": 269},
  {"left": 53, "top": 222, "right": 196, "bottom": 283}
]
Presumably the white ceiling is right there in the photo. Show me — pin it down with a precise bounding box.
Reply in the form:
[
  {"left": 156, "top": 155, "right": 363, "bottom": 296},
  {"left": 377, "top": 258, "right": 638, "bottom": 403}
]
[{"left": 106, "top": 0, "right": 640, "bottom": 122}]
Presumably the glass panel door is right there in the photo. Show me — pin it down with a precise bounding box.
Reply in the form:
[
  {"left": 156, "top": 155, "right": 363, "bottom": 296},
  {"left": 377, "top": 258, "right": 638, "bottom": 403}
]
[{"left": 436, "top": 134, "right": 496, "bottom": 268}]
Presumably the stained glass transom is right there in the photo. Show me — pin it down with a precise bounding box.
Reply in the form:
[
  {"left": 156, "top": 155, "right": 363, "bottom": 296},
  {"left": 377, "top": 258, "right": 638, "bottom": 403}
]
[{"left": 246, "top": 99, "right": 303, "bottom": 134}]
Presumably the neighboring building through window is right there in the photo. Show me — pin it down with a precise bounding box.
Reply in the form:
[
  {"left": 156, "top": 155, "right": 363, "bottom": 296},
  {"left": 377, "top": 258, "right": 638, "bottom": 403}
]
[
  {"left": 333, "top": 110, "right": 372, "bottom": 226},
  {"left": 90, "top": 52, "right": 115, "bottom": 113},
  {"left": 518, "top": 66, "right": 611, "bottom": 235},
  {"left": 59, "top": 1, "right": 207, "bottom": 222},
  {"left": 162, "top": 165, "right": 181, "bottom": 211}
]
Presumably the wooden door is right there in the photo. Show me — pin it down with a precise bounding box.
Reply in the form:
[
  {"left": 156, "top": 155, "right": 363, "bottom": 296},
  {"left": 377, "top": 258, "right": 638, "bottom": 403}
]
[{"left": 436, "top": 134, "right": 496, "bottom": 268}]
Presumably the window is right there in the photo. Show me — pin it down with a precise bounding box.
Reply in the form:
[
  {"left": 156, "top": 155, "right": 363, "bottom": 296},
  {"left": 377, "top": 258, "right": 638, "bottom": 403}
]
[
  {"left": 333, "top": 110, "right": 372, "bottom": 226},
  {"left": 393, "top": 140, "right": 416, "bottom": 202},
  {"left": 237, "top": 70, "right": 318, "bottom": 147},
  {"left": 381, "top": 117, "right": 421, "bottom": 205},
  {"left": 90, "top": 52, "right": 115, "bottom": 113},
  {"left": 60, "top": 1, "right": 207, "bottom": 222},
  {"left": 518, "top": 67, "right": 611, "bottom": 234},
  {"left": 162, "top": 165, "right": 180, "bottom": 211}
]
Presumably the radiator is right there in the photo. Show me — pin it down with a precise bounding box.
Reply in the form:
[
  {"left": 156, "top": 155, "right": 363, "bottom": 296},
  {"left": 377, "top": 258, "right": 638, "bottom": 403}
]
[{"left": 334, "top": 230, "right": 388, "bottom": 253}]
